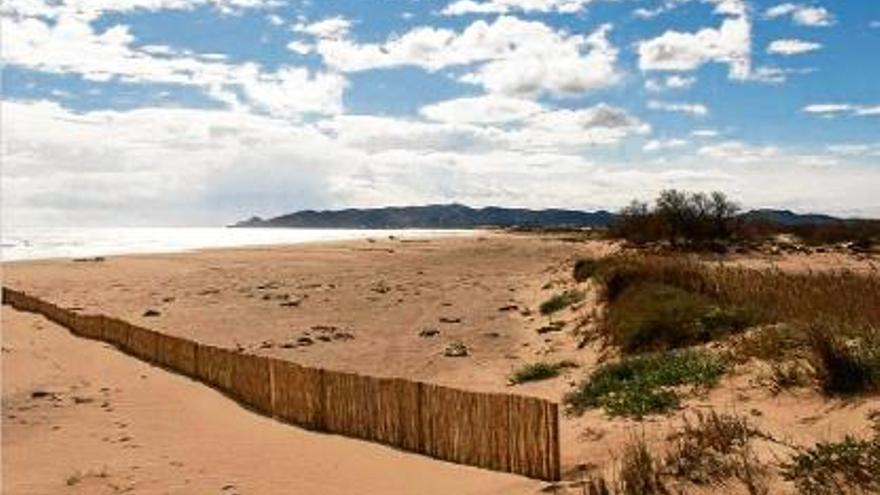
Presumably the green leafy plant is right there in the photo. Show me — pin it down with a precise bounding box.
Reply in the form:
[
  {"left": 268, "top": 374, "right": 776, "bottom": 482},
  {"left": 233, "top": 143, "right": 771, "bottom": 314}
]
[
  {"left": 540, "top": 290, "right": 585, "bottom": 316},
  {"left": 782, "top": 434, "right": 880, "bottom": 495},
  {"left": 564, "top": 350, "right": 726, "bottom": 418},
  {"left": 509, "top": 360, "right": 578, "bottom": 384},
  {"left": 606, "top": 282, "right": 754, "bottom": 353}
]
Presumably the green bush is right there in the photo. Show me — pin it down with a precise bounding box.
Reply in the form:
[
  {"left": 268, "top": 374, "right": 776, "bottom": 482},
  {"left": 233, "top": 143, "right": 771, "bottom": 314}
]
[
  {"left": 539, "top": 290, "right": 585, "bottom": 316},
  {"left": 573, "top": 258, "right": 599, "bottom": 282},
  {"left": 607, "top": 282, "right": 755, "bottom": 353},
  {"left": 509, "top": 360, "right": 578, "bottom": 384},
  {"left": 564, "top": 350, "right": 726, "bottom": 418},
  {"left": 782, "top": 434, "right": 880, "bottom": 495}
]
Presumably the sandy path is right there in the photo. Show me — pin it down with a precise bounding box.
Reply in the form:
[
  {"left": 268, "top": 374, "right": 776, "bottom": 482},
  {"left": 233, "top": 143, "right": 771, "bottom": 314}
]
[{"left": 1, "top": 307, "right": 543, "bottom": 494}]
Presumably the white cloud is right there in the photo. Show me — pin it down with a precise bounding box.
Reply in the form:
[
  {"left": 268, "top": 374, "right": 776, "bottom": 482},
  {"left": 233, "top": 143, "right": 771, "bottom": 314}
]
[
  {"left": 637, "top": 3, "right": 751, "bottom": 80},
  {"left": 803, "top": 104, "right": 880, "bottom": 117},
  {"left": 643, "top": 138, "right": 688, "bottom": 152},
  {"left": 1, "top": 14, "right": 344, "bottom": 117},
  {"left": 286, "top": 40, "right": 313, "bottom": 55},
  {"left": 698, "top": 140, "right": 777, "bottom": 163},
  {"left": 827, "top": 144, "right": 880, "bottom": 157},
  {"left": 767, "top": 39, "right": 821, "bottom": 55},
  {"left": 442, "top": 0, "right": 594, "bottom": 16},
  {"left": 803, "top": 104, "right": 854, "bottom": 115},
  {"left": 645, "top": 75, "right": 696, "bottom": 92},
  {"left": 692, "top": 129, "right": 719, "bottom": 137},
  {"left": 648, "top": 100, "right": 709, "bottom": 117},
  {"left": 855, "top": 106, "right": 880, "bottom": 117},
  {"left": 419, "top": 95, "right": 544, "bottom": 124},
  {"left": 6, "top": 100, "right": 880, "bottom": 226},
  {"left": 313, "top": 16, "right": 620, "bottom": 97},
  {"left": 0, "top": 0, "right": 279, "bottom": 19},
  {"left": 764, "top": 3, "right": 834, "bottom": 27},
  {"left": 293, "top": 16, "right": 352, "bottom": 39}
]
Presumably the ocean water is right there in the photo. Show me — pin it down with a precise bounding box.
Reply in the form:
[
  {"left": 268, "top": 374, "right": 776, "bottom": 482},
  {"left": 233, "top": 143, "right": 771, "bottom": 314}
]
[{"left": 0, "top": 227, "right": 476, "bottom": 262}]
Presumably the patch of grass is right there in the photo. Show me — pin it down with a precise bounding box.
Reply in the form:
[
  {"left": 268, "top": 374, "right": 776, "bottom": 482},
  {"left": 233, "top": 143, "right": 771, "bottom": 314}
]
[
  {"left": 539, "top": 290, "right": 585, "bottom": 316},
  {"left": 509, "top": 360, "right": 578, "bottom": 384},
  {"left": 808, "top": 326, "right": 880, "bottom": 395},
  {"left": 573, "top": 258, "right": 600, "bottom": 282},
  {"left": 606, "top": 282, "right": 755, "bottom": 353},
  {"left": 564, "top": 350, "right": 726, "bottom": 418},
  {"left": 782, "top": 434, "right": 880, "bottom": 495},
  {"left": 665, "top": 411, "right": 767, "bottom": 491}
]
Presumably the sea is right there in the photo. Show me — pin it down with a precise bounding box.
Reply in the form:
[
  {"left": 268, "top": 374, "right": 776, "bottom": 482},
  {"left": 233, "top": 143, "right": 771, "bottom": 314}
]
[{"left": 0, "top": 227, "right": 476, "bottom": 262}]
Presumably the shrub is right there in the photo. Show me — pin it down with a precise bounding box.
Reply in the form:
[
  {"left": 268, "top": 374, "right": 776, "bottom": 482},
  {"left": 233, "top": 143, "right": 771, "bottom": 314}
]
[
  {"left": 782, "top": 434, "right": 880, "bottom": 495},
  {"left": 808, "top": 327, "right": 880, "bottom": 395},
  {"left": 606, "top": 282, "right": 755, "bottom": 353},
  {"left": 768, "top": 360, "right": 812, "bottom": 392},
  {"left": 540, "top": 290, "right": 585, "bottom": 316},
  {"left": 617, "top": 435, "right": 669, "bottom": 495},
  {"left": 509, "top": 360, "right": 578, "bottom": 384},
  {"left": 574, "top": 258, "right": 600, "bottom": 282},
  {"left": 564, "top": 350, "right": 726, "bottom": 418},
  {"left": 610, "top": 190, "right": 740, "bottom": 249},
  {"left": 581, "top": 436, "right": 669, "bottom": 495},
  {"left": 665, "top": 411, "right": 767, "bottom": 491}
]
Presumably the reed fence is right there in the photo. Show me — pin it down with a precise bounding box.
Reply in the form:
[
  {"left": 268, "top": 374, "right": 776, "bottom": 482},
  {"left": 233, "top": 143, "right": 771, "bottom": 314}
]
[{"left": 1, "top": 286, "right": 561, "bottom": 480}]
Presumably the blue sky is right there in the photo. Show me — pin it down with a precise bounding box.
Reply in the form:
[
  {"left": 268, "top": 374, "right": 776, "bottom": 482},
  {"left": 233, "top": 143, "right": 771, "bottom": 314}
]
[{"left": 2, "top": 0, "right": 879, "bottom": 226}]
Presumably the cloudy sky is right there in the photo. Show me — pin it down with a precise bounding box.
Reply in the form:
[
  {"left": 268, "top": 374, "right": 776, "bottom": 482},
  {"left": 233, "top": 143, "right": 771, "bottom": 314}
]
[{"left": 2, "top": 0, "right": 879, "bottom": 226}]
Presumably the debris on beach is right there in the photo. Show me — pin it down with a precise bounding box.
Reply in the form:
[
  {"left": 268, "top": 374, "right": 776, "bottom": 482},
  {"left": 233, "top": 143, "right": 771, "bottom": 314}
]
[
  {"left": 142, "top": 309, "right": 161, "bottom": 317},
  {"left": 72, "top": 256, "right": 105, "bottom": 262},
  {"left": 439, "top": 316, "right": 461, "bottom": 324},
  {"left": 418, "top": 328, "right": 440, "bottom": 337},
  {"left": 444, "top": 341, "right": 469, "bottom": 357},
  {"left": 536, "top": 321, "right": 565, "bottom": 334}
]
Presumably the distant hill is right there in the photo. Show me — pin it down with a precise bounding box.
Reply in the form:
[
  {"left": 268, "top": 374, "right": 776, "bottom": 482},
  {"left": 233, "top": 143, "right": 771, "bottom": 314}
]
[
  {"left": 231, "top": 205, "right": 852, "bottom": 230},
  {"left": 230, "top": 204, "right": 615, "bottom": 229},
  {"left": 739, "top": 209, "right": 842, "bottom": 226}
]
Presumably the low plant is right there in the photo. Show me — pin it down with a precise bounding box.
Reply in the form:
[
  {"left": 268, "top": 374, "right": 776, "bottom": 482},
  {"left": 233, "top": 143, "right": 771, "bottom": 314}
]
[
  {"left": 509, "top": 360, "right": 578, "bottom": 384},
  {"left": 574, "top": 258, "right": 600, "bottom": 282},
  {"left": 617, "top": 434, "right": 669, "bottom": 495},
  {"left": 580, "top": 436, "right": 669, "bottom": 495},
  {"left": 734, "top": 324, "right": 806, "bottom": 363},
  {"left": 540, "top": 290, "right": 585, "bottom": 316},
  {"left": 665, "top": 411, "right": 767, "bottom": 492},
  {"left": 564, "top": 350, "right": 726, "bottom": 418},
  {"left": 782, "top": 434, "right": 880, "bottom": 495},
  {"left": 808, "top": 327, "right": 880, "bottom": 395},
  {"left": 768, "top": 360, "right": 812, "bottom": 392},
  {"left": 606, "top": 282, "right": 755, "bottom": 353}
]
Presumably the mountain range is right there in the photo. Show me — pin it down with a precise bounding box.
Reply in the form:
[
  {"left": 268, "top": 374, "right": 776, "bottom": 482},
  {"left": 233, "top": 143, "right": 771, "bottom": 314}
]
[{"left": 231, "top": 204, "right": 847, "bottom": 229}]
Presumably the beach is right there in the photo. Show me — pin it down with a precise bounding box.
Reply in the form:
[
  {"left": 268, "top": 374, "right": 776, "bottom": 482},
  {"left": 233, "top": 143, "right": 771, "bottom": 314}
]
[{"left": 3, "top": 232, "right": 877, "bottom": 493}]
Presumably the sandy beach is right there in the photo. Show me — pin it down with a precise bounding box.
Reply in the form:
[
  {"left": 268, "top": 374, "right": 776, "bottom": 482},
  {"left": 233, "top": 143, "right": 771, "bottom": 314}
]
[{"left": 3, "top": 233, "right": 877, "bottom": 493}]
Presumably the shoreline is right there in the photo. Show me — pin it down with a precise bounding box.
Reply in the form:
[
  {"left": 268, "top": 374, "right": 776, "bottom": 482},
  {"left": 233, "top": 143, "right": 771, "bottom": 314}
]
[{"left": 1, "top": 227, "right": 484, "bottom": 263}]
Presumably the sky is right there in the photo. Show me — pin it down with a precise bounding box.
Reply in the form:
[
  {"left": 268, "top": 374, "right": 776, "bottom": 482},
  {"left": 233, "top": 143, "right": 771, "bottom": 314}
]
[{"left": 2, "top": 0, "right": 879, "bottom": 227}]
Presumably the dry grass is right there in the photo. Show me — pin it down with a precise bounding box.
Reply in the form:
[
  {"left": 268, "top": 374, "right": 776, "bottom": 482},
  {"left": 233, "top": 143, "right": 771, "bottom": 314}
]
[
  {"left": 582, "top": 413, "right": 770, "bottom": 495},
  {"left": 664, "top": 411, "right": 769, "bottom": 493},
  {"left": 595, "top": 254, "right": 880, "bottom": 329},
  {"left": 594, "top": 254, "right": 880, "bottom": 395}
]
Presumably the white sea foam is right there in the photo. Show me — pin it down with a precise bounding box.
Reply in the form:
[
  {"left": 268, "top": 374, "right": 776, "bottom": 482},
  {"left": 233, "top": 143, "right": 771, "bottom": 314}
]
[{"left": 1, "top": 227, "right": 475, "bottom": 262}]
